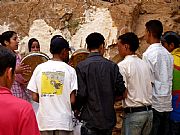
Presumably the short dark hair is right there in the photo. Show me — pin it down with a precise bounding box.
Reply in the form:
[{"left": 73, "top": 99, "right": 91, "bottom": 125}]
[
  {"left": 118, "top": 32, "right": 139, "bottom": 52},
  {"left": 50, "top": 35, "right": 63, "bottom": 43},
  {"left": 0, "top": 31, "right": 17, "bottom": 46},
  {"left": 50, "top": 36, "right": 70, "bottom": 54},
  {"left": 28, "top": 38, "right": 39, "bottom": 52},
  {"left": 86, "top": 32, "right": 105, "bottom": 50},
  {"left": 161, "top": 31, "right": 180, "bottom": 49},
  {"left": 145, "top": 20, "right": 163, "bottom": 39},
  {"left": 0, "top": 46, "right": 16, "bottom": 76}
]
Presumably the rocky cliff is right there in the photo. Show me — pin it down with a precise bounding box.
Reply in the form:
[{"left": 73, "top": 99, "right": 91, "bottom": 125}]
[
  {"left": 0, "top": 0, "right": 179, "bottom": 59},
  {"left": 0, "top": 0, "right": 179, "bottom": 134}
]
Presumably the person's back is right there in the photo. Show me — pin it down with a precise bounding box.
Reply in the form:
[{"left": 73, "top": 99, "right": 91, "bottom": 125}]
[
  {"left": 117, "top": 32, "right": 152, "bottom": 135},
  {"left": 142, "top": 20, "right": 173, "bottom": 135},
  {"left": 27, "top": 36, "right": 77, "bottom": 135},
  {"left": 118, "top": 56, "right": 152, "bottom": 107},
  {"left": 0, "top": 90, "right": 39, "bottom": 135},
  {"left": 75, "top": 32, "right": 125, "bottom": 135},
  {"left": 77, "top": 53, "right": 122, "bottom": 129},
  {"left": 0, "top": 46, "right": 40, "bottom": 135},
  {"left": 28, "top": 60, "right": 76, "bottom": 130},
  {"left": 143, "top": 43, "right": 173, "bottom": 110}
]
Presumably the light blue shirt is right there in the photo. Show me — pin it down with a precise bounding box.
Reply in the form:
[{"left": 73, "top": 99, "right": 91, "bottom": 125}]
[{"left": 143, "top": 43, "right": 173, "bottom": 112}]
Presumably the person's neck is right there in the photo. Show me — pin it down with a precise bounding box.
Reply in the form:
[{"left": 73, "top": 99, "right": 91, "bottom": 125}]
[
  {"left": 0, "top": 85, "right": 8, "bottom": 89},
  {"left": 149, "top": 39, "right": 160, "bottom": 45},
  {"left": 123, "top": 52, "right": 136, "bottom": 58},
  {"left": 51, "top": 54, "right": 63, "bottom": 61},
  {"left": 89, "top": 48, "right": 104, "bottom": 56},
  {"left": 129, "top": 51, "right": 135, "bottom": 55},
  {"left": 0, "top": 79, "right": 9, "bottom": 89},
  {"left": 90, "top": 49, "right": 99, "bottom": 53}
]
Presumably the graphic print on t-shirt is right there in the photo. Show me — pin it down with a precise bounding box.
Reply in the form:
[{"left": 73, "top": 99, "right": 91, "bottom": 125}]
[{"left": 41, "top": 71, "right": 65, "bottom": 96}]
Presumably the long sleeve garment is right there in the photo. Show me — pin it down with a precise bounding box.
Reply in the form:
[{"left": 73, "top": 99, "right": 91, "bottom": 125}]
[
  {"left": 143, "top": 43, "right": 174, "bottom": 112},
  {"left": 75, "top": 52, "right": 125, "bottom": 130}
]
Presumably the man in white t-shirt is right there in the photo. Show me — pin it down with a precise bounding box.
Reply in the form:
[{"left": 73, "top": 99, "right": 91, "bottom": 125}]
[
  {"left": 143, "top": 20, "right": 173, "bottom": 135},
  {"left": 27, "top": 36, "right": 78, "bottom": 135},
  {"left": 117, "top": 32, "right": 153, "bottom": 135}
]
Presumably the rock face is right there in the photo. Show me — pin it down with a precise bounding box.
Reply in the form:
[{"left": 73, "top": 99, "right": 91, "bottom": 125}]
[
  {"left": 0, "top": 0, "right": 179, "bottom": 58},
  {"left": 0, "top": 0, "right": 179, "bottom": 134}
]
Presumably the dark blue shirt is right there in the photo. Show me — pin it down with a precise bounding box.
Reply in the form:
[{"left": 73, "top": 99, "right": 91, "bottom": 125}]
[{"left": 75, "top": 52, "right": 125, "bottom": 130}]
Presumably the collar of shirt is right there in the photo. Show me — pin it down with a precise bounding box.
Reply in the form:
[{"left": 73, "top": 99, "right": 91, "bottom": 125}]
[
  {"left": 0, "top": 87, "right": 12, "bottom": 94},
  {"left": 88, "top": 52, "right": 102, "bottom": 58},
  {"left": 147, "top": 42, "right": 162, "bottom": 50},
  {"left": 145, "top": 42, "right": 172, "bottom": 55},
  {"left": 124, "top": 55, "right": 138, "bottom": 60}
]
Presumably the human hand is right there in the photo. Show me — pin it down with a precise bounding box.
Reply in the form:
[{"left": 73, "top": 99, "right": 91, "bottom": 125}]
[
  {"left": 122, "top": 89, "right": 128, "bottom": 99},
  {"left": 74, "top": 110, "right": 81, "bottom": 120},
  {"left": 15, "top": 63, "right": 31, "bottom": 75}
]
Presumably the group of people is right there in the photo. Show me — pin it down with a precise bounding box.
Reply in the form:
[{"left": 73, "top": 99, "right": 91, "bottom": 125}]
[{"left": 0, "top": 19, "right": 179, "bottom": 135}]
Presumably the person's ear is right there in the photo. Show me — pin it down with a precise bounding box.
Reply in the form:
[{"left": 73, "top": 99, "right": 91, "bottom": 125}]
[
  {"left": 61, "top": 48, "right": 68, "bottom": 58},
  {"left": 100, "top": 44, "right": 104, "bottom": 49},
  {"left": 169, "top": 43, "right": 175, "bottom": 51},
  {"left": 124, "top": 44, "right": 129, "bottom": 51},
  {"left": 99, "top": 44, "right": 105, "bottom": 55},
  {"left": 61, "top": 48, "right": 66, "bottom": 54},
  {"left": 4, "top": 40, "right": 9, "bottom": 46},
  {"left": 7, "top": 68, "right": 14, "bottom": 81},
  {"left": 5, "top": 67, "right": 14, "bottom": 89},
  {"left": 60, "top": 48, "right": 66, "bottom": 57},
  {"left": 145, "top": 29, "right": 151, "bottom": 38}
]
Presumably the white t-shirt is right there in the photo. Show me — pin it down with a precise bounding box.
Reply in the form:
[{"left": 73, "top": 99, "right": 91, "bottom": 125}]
[
  {"left": 27, "top": 60, "right": 78, "bottom": 131},
  {"left": 118, "top": 55, "right": 152, "bottom": 108},
  {"left": 143, "top": 43, "right": 173, "bottom": 112}
]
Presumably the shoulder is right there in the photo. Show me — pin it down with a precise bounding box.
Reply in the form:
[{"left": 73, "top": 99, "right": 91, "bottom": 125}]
[
  {"left": 117, "top": 57, "right": 131, "bottom": 67},
  {"left": 10, "top": 96, "right": 33, "bottom": 112},
  {"left": 118, "top": 58, "right": 127, "bottom": 65},
  {"left": 77, "top": 56, "right": 117, "bottom": 68},
  {"left": 143, "top": 48, "right": 161, "bottom": 61},
  {"left": 100, "top": 56, "right": 116, "bottom": 65},
  {"left": 14, "top": 96, "right": 32, "bottom": 106},
  {"left": 99, "top": 58, "right": 120, "bottom": 71},
  {"left": 76, "top": 58, "right": 89, "bottom": 69},
  {"left": 66, "top": 63, "right": 76, "bottom": 73},
  {"left": 58, "top": 62, "right": 77, "bottom": 75},
  {"left": 139, "top": 58, "right": 150, "bottom": 67},
  {"left": 34, "top": 60, "right": 51, "bottom": 70}
]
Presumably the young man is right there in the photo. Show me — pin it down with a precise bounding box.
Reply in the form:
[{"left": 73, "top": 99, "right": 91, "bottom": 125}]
[
  {"left": 161, "top": 31, "right": 180, "bottom": 135},
  {"left": 117, "top": 32, "right": 153, "bottom": 135},
  {"left": 142, "top": 20, "right": 174, "bottom": 135},
  {"left": 27, "top": 36, "right": 78, "bottom": 135},
  {"left": 0, "top": 46, "right": 40, "bottom": 135},
  {"left": 75, "top": 32, "right": 126, "bottom": 135}
]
